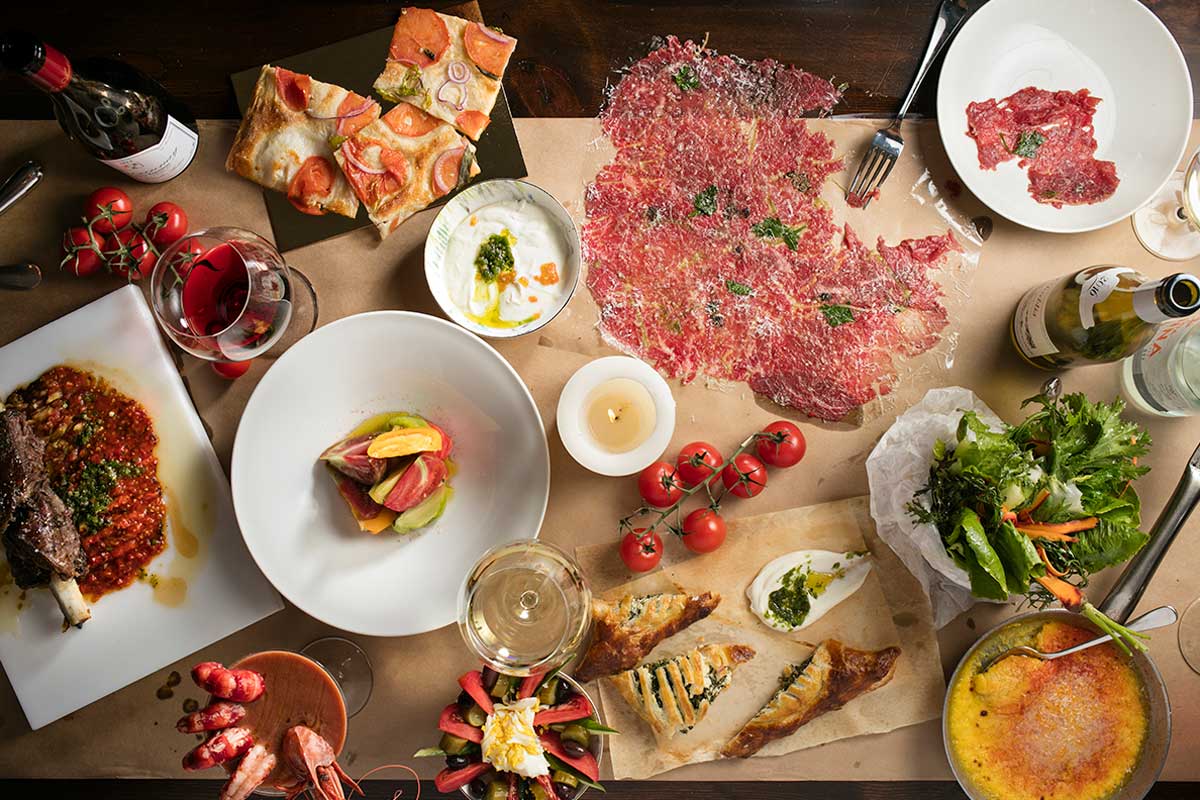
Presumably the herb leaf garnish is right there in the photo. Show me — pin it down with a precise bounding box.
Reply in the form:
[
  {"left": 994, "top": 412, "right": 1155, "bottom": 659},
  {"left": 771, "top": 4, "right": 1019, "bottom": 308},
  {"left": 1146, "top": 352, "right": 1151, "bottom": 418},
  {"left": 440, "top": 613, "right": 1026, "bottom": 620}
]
[
  {"left": 725, "top": 279, "right": 752, "bottom": 296},
  {"left": 691, "top": 185, "right": 718, "bottom": 217},
  {"left": 1003, "top": 130, "right": 1047, "bottom": 159},
  {"left": 819, "top": 304, "right": 854, "bottom": 327},
  {"left": 751, "top": 216, "right": 806, "bottom": 251},
  {"left": 672, "top": 65, "right": 700, "bottom": 92}
]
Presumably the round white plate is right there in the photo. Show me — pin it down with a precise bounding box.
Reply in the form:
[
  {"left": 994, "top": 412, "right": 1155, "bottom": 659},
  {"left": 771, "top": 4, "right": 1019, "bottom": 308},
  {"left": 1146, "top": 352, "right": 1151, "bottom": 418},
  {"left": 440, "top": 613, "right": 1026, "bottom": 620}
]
[
  {"left": 424, "top": 179, "right": 581, "bottom": 339},
  {"left": 937, "top": 0, "right": 1192, "bottom": 233},
  {"left": 230, "top": 311, "right": 550, "bottom": 637}
]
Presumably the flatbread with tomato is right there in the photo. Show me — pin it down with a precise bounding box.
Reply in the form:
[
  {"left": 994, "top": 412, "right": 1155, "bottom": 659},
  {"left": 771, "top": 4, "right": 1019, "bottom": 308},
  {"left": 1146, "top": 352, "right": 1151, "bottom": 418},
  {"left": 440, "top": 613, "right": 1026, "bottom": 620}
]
[
  {"left": 334, "top": 101, "right": 480, "bottom": 238},
  {"left": 226, "top": 65, "right": 380, "bottom": 217},
  {"left": 373, "top": 7, "right": 517, "bottom": 140}
]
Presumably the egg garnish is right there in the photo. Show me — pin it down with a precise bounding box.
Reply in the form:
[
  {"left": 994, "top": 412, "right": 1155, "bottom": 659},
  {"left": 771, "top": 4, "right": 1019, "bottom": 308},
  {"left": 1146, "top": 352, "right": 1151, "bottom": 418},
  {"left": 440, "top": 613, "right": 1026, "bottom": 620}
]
[
  {"left": 481, "top": 697, "right": 550, "bottom": 778},
  {"left": 444, "top": 198, "right": 569, "bottom": 330},
  {"left": 746, "top": 550, "right": 871, "bottom": 632}
]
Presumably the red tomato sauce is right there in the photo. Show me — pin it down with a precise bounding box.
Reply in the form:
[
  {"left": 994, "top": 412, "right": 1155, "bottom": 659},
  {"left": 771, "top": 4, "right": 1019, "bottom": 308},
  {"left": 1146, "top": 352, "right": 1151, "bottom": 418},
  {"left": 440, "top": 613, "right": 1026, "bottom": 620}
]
[{"left": 5, "top": 365, "right": 167, "bottom": 599}]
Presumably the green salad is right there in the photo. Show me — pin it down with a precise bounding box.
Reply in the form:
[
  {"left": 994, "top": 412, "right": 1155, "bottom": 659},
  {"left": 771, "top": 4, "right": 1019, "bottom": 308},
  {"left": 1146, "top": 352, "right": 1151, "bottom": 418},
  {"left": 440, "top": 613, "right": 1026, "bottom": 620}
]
[{"left": 909, "top": 391, "right": 1152, "bottom": 652}]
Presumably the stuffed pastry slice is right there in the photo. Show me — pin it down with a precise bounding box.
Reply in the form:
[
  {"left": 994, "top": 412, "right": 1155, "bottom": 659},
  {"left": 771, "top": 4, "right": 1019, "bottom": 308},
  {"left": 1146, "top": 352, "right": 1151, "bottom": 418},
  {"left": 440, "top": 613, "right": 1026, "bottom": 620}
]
[
  {"left": 374, "top": 6, "right": 517, "bottom": 140},
  {"left": 574, "top": 592, "right": 721, "bottom": 683},
  {"left": 609, "top": 643, "right": 754, "bottom": 739},
  {"left": 721, "top": 640, "right": 900, "bottom": 758},
  {"left": 334, "top": 101, "right": 479, "bottom": 239},
  {"left": 226, "top": 65, "right": 380, "bottom": 217}
]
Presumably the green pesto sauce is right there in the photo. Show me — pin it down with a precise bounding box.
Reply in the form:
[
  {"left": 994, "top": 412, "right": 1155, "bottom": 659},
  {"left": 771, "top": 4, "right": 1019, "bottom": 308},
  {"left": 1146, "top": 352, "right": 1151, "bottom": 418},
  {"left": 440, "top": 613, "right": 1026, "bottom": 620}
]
[
  {"left": 474, "top": 231, "right": 516, "bottom": 282},
  {"left": 57, "top": 459, "right": 141, "bottom": 533},
  {"left": 766, "top": 564, "right": 845, "bottom": 628}
]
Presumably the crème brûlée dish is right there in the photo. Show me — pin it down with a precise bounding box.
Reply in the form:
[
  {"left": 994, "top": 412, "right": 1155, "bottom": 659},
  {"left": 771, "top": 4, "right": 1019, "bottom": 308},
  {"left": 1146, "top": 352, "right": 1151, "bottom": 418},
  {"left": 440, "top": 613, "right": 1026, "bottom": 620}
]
[{"left": 946, "top": 619, "right": 1149, "bottom": 800}]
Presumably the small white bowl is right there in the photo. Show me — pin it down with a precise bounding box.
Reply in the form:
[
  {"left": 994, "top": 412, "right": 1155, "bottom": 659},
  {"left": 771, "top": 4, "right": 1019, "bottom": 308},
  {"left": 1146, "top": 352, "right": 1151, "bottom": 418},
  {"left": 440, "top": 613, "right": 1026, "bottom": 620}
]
[
  {"left": 556, "top": 356, "right": 675, "bottom": 477},
  {"left": 425, "top": 179, "right": 581, "bottom": 339}
]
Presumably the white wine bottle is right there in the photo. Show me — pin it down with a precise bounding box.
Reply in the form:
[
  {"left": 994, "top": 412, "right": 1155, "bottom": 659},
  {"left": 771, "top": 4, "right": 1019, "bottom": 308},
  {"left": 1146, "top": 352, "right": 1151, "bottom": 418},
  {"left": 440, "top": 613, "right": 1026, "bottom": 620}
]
[
  {"left": 1011, "top": 266, "right": 1200, "bottom": 370},
  {"left": 1122, "top": 319, "right": 1200, "bottom": 417}
]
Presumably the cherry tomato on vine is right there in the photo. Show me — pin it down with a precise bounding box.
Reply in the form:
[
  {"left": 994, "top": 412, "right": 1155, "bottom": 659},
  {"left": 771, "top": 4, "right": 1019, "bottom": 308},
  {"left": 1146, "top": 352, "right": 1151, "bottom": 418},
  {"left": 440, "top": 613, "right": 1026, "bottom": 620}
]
[
  {"left": 637, "top": 461, "right": 683, "bottom": 508},
  {"left": 681, "top": 508, "right": 726, "bottom": 554},
  {"left": 756, "top": 420, "right": 806, "bottom": 468},
  {"left": 61, "top": 225, "right": 103, "bottom": 277},
  {"left": 619, "top": 528, "right": 662, "bottom": 572},
  {"left": 212, "top": 360, "right": 252, "bottom": 379},
  {"left": 83, "top": 187, "right": 133, "bottom": 234},
  {"left": 144, "top": 201, "right": 189, "bottom": 247},
  {"left": 102, "top": 228, "right": 156, "bottom": 280},
  {"left": 675, "top": 441, "right": 723, "bottom": 488},
  {"left": 722, "top": 453, "right": 768, "bottom": 498}
]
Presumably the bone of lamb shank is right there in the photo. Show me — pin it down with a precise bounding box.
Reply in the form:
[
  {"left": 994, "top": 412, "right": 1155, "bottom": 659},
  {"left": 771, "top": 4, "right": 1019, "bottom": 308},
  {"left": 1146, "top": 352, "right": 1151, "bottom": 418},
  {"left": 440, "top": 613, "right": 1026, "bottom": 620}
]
[{"left": 0, "top": 408, "right": 91, "bottom": 627}]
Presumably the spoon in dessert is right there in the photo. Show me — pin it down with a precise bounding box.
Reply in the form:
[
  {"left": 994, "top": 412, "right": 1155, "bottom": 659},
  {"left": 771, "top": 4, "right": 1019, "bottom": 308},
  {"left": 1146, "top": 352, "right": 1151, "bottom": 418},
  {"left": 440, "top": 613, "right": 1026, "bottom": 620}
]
[{"left": 977, "top": 604, "right": 1177, "bottom": 673}]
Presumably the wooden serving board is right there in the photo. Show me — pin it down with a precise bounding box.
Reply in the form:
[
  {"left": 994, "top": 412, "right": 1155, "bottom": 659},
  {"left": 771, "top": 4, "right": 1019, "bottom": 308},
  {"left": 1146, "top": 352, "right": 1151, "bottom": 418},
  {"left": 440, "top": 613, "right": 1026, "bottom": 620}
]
[{"left": 229, "top": 0, "right": 528, "bottom": 252}]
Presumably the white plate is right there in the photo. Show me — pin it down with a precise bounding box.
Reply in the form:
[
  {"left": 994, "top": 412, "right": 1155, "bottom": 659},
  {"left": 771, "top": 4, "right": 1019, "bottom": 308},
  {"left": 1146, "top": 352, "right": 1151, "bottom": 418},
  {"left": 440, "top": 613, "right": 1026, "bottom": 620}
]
[
  {"left": 937, "top": 0, "right": 1192, "bottom": 233},
  {"left": 424, "top": 179, "right": 581, "bottom": 339},
  {"left": 230, "top": 311, "right": 550, "bottom": 637},
  {"left": 0, "top": 286, "right": 283, "bottom": 730}
]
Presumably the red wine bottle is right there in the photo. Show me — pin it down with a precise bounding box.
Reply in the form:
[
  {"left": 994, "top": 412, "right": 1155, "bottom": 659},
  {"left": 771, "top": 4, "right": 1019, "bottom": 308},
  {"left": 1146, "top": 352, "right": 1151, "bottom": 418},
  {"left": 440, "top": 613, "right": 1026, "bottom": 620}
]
[{"left": 0, "top": 31, "right": 198, "bottom": 183}]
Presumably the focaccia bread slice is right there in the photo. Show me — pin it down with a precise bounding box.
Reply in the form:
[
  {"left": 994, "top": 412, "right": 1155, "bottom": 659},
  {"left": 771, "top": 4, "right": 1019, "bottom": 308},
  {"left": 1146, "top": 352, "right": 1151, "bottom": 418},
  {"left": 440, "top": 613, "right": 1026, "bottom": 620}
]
[
  {"left": 609, "top": 643, "right": 754, "bottom": 739},
  {"left": 334, "top": 101, "right": 480, "bottom": 239},
  {"left": 373, "top": 6, "right": 517, "bottom": 140},
  {"left": 721, "top": 640, "right": 900, "bottom": 758},
  {"left": 574, "top": 592, "right": 721, "bottom": 683},
  {"left": 226, "top": 65, "right": 380, "bottom": 218}
]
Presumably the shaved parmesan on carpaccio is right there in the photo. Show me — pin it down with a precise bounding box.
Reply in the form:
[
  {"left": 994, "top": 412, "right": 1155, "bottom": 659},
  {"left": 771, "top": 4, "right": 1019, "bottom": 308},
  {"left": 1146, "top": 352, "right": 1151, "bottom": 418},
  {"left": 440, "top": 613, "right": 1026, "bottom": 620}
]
[{"left": 583, "top": 37, "right": 961, "bottom": 422}]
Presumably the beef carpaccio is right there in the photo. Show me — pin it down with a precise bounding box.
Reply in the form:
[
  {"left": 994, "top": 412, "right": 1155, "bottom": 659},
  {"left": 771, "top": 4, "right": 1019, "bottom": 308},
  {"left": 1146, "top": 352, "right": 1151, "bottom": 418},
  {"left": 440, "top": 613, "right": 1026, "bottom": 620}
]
[
  {"left": 965, "top": 86, "right": 1119, "bottom": 208},
  {"left": 583, "top": 37, "right": 961, "bottom": 421}
]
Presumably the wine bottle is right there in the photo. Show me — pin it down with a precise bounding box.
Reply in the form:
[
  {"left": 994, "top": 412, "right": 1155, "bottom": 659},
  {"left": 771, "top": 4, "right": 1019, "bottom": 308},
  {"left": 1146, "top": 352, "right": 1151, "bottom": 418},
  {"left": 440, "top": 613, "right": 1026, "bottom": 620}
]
[
  {"left": 0, "top": 31, "right": 198, "bottom": 183},
  {"left": 1010, "top": 266, "right": 1200, "bottom": 369},
  {"left": 1121, "top": 318, "right": 1200, "bottom": 417}
]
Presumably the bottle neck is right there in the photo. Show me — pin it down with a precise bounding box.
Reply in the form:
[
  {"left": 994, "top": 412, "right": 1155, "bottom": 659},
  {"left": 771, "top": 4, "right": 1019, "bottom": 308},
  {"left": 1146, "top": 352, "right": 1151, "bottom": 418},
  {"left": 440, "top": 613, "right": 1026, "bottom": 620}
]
[
  {"left": 1134, "top": 274, "right": 1200, "bottom": 323},
  {"left": 0, "top": 34, "right": 73, "bottom": 93},
  {"left": 27, "top": 42, "right": 72, "bottom": 93}
]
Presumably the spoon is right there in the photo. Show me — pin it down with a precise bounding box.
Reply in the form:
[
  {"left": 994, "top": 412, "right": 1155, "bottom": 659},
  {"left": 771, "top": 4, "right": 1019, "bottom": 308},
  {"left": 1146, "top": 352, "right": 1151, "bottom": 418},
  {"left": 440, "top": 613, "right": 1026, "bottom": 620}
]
[{"left": 977, "top": 604, "right": 1178, "bottom": 673}]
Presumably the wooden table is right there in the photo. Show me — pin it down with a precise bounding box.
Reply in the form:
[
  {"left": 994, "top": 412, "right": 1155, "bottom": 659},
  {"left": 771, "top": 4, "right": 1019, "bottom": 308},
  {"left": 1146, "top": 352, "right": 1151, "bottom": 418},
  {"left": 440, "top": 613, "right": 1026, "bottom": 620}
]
[{"left": 1, "top": 2, "right": 1198, "bottom": 798}]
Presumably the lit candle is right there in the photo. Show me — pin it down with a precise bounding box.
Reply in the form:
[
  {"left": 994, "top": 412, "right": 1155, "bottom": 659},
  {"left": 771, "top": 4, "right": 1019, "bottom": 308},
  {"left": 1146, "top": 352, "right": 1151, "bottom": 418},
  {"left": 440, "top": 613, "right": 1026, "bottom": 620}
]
[{"left": 557, "top": 357, "right": 675, "bottom": 476}]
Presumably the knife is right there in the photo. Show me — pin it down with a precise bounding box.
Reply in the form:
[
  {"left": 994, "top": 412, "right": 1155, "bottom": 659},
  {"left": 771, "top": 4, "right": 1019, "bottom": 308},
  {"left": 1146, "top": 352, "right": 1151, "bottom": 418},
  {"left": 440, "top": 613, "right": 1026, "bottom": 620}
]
[{"left": 0, "top": 160, "right": 43, "bottom": 217}]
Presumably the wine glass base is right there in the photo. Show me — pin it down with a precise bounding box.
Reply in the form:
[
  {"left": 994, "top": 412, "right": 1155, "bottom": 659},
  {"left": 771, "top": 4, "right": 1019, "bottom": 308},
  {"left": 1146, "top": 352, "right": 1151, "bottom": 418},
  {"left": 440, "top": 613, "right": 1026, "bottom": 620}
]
[
  {"left": 1180, "top": 596, "right": 1200, "bottom": 676},
  {"left": 263, "top": 267, "right": 319, "bottom": 359},
  {"left": 1132, "top": 173, "right": 1200, "bottom": 262},
  {"left": 301, "top": 636, "right": 373, "bottom": 718}
]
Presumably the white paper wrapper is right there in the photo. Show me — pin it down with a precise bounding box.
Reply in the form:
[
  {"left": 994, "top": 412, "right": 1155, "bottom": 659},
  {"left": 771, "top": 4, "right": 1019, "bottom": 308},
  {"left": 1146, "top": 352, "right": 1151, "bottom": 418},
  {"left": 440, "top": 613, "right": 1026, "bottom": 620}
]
[{"left": 866, "top": 387, "right": 1006, "bottom": 628}]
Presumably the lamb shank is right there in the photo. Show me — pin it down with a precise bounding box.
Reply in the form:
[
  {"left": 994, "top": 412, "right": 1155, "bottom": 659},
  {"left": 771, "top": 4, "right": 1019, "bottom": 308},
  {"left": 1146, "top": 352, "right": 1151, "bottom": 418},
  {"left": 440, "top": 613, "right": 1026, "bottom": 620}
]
[{"left": 0, "top": 407, "right": 90, "bottom": 628}]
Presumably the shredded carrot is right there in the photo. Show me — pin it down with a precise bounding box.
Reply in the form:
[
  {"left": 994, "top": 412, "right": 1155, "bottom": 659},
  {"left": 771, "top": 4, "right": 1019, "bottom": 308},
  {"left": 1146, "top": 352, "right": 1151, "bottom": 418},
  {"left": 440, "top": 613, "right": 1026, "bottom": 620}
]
[
  {"left": 1035, "top": 544, "right": 1068, "bottom": 578},
  {"left": 1035, "top": 573, "right": 1084, "bottom": 611},
  {"left": 1025, "top": 489, "right": 1050, "bottom": 514},
  {"left": 1000, "top": 508, "right": 1017, "bottom": 524},
  {"left": 1016, "top": 517, "right": 1098, "bottom": 543}
]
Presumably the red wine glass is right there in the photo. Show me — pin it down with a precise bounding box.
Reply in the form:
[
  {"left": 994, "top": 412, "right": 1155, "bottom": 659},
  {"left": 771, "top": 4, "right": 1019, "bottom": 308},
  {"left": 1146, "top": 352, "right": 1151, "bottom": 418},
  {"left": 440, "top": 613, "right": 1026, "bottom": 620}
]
[{"left": 148, "top": 226, "right": 317, "bottom": 365}]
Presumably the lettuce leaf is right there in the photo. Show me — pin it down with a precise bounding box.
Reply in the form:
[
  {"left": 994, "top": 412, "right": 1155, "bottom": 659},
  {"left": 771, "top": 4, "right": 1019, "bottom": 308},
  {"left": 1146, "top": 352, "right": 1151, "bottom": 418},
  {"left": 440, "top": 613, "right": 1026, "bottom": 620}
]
[
  {"left": 1073, "top": 517, "right": 1150, "bottom": 573},
  {"left": 959, "top": 508, "right": 1008, "bottom": 598}
]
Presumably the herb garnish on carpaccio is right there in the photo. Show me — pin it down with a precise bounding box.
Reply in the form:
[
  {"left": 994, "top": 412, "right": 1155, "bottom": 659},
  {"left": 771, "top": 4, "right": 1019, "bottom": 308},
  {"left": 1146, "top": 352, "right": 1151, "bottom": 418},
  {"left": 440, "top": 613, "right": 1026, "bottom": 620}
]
[
  {"left": 5, "top": 365, "right": 167, "bottom": 600},
  {"left": 909, "top": 391, "right": 1151, "bottom": 651}
]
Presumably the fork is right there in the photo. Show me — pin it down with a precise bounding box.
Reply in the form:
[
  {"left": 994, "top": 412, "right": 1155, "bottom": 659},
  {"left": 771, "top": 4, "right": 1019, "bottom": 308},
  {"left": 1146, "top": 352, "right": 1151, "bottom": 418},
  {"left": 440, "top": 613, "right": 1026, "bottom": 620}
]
[
  {"left": 976, "top": 605, "right": 1178, "bottom": 673},
  {"left": 846, "top": 0, "right": 973, "bottom": 208}
]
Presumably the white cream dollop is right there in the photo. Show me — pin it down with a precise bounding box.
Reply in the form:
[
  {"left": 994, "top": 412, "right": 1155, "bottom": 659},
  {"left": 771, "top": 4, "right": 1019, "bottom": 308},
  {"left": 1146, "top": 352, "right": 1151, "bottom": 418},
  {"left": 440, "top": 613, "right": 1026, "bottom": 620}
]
[
  {"left": 746, "top": 549, "right": 872, "bottom": 632},
  {"left": 481, "top": 697, "right": 550, "bottom": 778}
]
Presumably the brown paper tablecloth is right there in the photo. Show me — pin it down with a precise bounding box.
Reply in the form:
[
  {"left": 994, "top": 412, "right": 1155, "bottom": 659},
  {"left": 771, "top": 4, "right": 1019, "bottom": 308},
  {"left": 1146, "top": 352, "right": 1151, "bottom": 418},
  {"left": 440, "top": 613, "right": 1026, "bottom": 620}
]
[{"left": 0, "top": 118, "right": 1198, "bottom": 781}]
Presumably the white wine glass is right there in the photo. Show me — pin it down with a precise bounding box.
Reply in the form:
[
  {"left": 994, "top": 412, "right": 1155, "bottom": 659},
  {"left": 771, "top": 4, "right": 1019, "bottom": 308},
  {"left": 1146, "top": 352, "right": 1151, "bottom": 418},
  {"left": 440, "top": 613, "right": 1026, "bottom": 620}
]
[{"left": 1133, "top": 147, "right": 1200, "bottom": 261}]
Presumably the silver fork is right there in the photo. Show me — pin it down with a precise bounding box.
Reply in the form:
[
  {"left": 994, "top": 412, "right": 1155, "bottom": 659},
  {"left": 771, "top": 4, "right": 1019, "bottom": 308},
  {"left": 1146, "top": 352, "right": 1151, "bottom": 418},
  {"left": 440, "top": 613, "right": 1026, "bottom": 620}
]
[{"left": 846, "top": 0, "right": 973, "bottom": 208}]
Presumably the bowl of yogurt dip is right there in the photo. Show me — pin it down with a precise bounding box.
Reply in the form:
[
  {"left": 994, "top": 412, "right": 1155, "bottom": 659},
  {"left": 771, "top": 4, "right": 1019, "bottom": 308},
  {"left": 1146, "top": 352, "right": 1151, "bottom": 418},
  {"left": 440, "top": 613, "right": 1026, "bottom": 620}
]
[{"left": 425, "top": 179, "right": 580, "bottom": 338}]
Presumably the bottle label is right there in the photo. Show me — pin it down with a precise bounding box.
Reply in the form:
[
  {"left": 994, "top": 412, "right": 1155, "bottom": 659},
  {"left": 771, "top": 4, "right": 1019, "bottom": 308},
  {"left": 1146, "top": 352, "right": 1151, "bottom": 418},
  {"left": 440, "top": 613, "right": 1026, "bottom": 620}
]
[
  {"left": 1077, "top": 267, "right": 1133, "bottom": 329},
  {"left": 99, "top": 115, "right": 197, "bottom": 183},
  {"left": 1013, "top": 279, "right": 1059, "bottom": 358},
  {"left": 1128, "top": 318, "right": 1197, "bottom": 414}
]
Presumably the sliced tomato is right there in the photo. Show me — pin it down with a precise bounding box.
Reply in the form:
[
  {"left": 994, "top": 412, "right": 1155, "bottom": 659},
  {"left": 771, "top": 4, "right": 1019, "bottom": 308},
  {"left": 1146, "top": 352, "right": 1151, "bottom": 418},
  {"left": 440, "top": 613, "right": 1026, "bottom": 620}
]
[
  {"left": 426, "top": 421, "right": 453, "bottom": 459},
  {"left": 332, "top": 473, "right": 384, "bottom": 521},
  {"left": 536, "top": 775, "right": 558, "bottom": 799},
  {"left": 539, "top": 731, "right": 599, "bottom": 782},
  {"left": 383, "top": 453, "right": 446, "bottom": 512},
  {"left": 455, "top": 109, "right": 490, "bottom": 140},
  {"left": 341, "top": 140, "right": 406, "bottom": 207},
  {"left": 463, "top": 22, "right": 516, "bottom": 77},
  {"left": 516, "top": 673, "right": 542, "bottom": 700},
  {"left": 532, "top": 693, "right": 593, "bottom": 726},
  {"left": 387, "top": 7, "right": 450, "bottom": 67},
  {"left": 506, "top": 773, "right": 518, "bottom": 800},
  {"left": 383, "top": 102, "right": 442, "bottom": 137},
  {"left": 335, "top": 92, "right": 378, "bottom": 138},
  {"left": 438, "top": 702, "right": 484, "bottom": 744},
  {"left": 287, "top": 155, "right": 335, "bottom": 215},
  {"left": 274, "top": 67, "right": 311, "bottom": 111},
  {"left": 456, "top": 670, "right": 495, "bottom": 715},
  {"left": 434, "top": 761, "right": 491, "bottom": 794},
  {"left": 432, "top": 147, "right": 466, "bottom": 198},
  {"left": 379, "top": 147, "right": 411, "bottom": 184}
]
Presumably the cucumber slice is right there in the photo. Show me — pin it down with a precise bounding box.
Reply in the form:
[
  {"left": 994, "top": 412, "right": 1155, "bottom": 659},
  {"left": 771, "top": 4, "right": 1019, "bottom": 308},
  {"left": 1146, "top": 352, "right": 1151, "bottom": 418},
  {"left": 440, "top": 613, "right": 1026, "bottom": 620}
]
[
  {"left": 388, "top": 413, "right": 428, "bottom": 429},
  {"left": 392, "top": 484, "right": 453, "bottom": 534},
  {"left": 369, "top": 465, "right": 407, "bottom": 506}
]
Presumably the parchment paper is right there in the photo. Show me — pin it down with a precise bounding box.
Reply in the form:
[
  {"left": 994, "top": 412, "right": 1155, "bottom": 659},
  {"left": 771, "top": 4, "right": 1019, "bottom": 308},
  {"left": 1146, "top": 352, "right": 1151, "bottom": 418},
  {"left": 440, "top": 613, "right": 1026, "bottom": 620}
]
[
  {"left": 0, "top": 119, "right": 1198, "bottom": 783},
  {"left": 577, "top": 498, "right": 944, "bottom": 779}
]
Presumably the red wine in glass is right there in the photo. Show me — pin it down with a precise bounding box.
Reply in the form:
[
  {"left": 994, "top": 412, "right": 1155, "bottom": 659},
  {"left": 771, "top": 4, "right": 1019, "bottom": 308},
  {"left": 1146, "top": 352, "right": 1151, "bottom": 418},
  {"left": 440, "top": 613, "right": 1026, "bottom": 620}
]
[{"left": 181, "top": 243, "right": 250, "bottom": 337}]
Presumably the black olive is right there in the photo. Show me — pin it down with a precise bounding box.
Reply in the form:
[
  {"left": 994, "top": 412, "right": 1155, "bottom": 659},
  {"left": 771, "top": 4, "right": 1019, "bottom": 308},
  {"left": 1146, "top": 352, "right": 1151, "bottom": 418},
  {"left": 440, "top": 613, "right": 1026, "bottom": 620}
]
[
  {"left": 554, "top": 680, "right": 574, "bottom": 706},
  {"left": 552, "top": 782, "right": 576, "bottom": 800},
  {"left": 481, "top": 666, "right": 499, "bottom": 691},
  {"left": 446, "top": 754, "right": 470, "bottom": 770},
  {"left": 468, "top": 777, "right": 490, "bottom": 798},
  {"left": 457, "top": 689, "right": 473, "bottom": 710},
  {"left": 561, "top": 739, "right": 587, "bottom": 759}
]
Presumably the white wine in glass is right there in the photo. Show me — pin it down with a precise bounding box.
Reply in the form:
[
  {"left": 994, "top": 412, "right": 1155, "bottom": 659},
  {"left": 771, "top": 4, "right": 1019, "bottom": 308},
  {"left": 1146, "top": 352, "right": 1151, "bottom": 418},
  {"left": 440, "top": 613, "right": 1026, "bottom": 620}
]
[
  {"left": 459, "top": 540, "right": 591, "bottom": 677},
  {"left": 1133, "top": 147, "right": 1200, "bottom": 261}
]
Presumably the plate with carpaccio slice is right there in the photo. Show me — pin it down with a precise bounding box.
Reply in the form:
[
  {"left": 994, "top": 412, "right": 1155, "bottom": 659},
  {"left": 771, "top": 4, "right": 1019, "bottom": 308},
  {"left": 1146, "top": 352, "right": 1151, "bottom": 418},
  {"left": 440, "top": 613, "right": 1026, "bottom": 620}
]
[
  {"left": 0, "top": 286, "right": 283, "bottom": 730},
  {"left": 937, "top": 0, "right": 1192, "bottom": 233}
]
